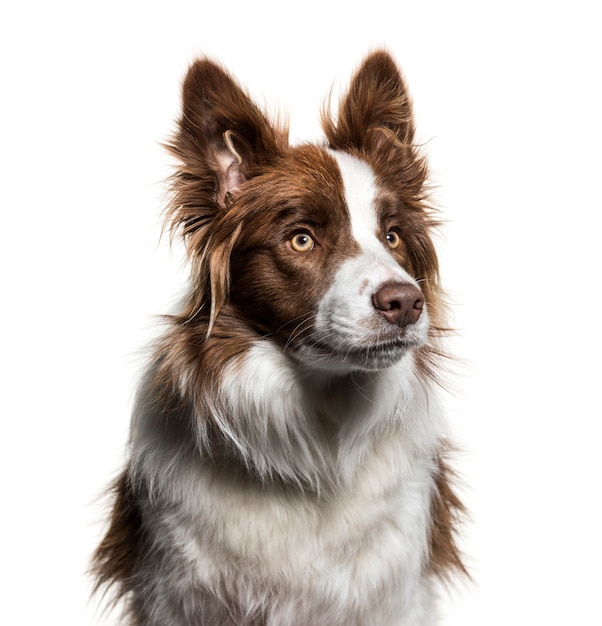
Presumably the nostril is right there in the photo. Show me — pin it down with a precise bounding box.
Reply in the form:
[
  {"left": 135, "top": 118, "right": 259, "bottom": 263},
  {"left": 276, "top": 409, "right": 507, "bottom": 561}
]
[{"left": 372, "top": 283, "right": 424, "bottom": 327}]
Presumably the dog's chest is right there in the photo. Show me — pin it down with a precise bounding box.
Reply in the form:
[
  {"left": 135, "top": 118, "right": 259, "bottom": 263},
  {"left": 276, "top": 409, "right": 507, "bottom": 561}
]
[
  {"left": 172, "top": 440, "right": 435, "bottom": 623},
  {"left": 154, "top": 345, "right": 444, "bottom": 623}
]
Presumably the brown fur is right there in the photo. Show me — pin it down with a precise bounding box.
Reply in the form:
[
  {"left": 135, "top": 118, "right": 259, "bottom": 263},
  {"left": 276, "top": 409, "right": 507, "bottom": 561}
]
[
  {"left": 429, "top": 454, "right": 469, "bottom": 580},
  {"left": 92, "top": 470, "right": 143, "bottom": 604}
]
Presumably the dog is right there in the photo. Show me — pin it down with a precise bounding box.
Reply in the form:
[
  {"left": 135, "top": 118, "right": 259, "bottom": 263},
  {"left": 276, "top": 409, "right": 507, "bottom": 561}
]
[{"left": 92, "top": 50, "right": 465, "bottom": 625}]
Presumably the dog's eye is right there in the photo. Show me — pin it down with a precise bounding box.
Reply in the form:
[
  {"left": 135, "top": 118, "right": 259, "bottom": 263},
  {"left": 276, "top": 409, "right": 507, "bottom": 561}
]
[
  {"left": 290, "top": 232, "right": 315, "bottom": 253},
  {"left": 385, "top": 231, "right": 401, "bottom": 249}
]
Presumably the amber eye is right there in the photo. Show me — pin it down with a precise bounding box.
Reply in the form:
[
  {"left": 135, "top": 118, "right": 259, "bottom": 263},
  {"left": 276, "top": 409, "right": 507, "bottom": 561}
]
[
  {"left": 386, "top": 231, "right": 401, "bottom": 249},
  {"left": 290, "top": 232, "right": 315, "bottom": 253}
]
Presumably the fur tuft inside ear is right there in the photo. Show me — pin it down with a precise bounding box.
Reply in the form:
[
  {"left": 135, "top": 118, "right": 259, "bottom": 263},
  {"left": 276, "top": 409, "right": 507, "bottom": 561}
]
[{"left": 215, "top": 130, "right": 246, "bottom": 203}]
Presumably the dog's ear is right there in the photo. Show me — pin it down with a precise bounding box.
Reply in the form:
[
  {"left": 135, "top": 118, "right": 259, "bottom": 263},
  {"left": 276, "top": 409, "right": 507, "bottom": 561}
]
[
  {"left": 171, "top": 59, "right": 285, "bottom": 208},
  {"left": 322, "top": 51, "right": 415, "bottom": 155},
  {"left": 166, "top": 60, "right": 286, "bottom": 333}
]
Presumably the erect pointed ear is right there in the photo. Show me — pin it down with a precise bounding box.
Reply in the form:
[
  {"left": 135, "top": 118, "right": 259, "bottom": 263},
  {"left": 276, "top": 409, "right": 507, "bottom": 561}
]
[
  {"left": 166, "top": 60, "right": 287, "bottom": 334},
  {"left": 171, "top": 59, "right": 286, "bottom": 208},
  {"left": 322, "top": 51, "right": 416, "bottom": 154}
]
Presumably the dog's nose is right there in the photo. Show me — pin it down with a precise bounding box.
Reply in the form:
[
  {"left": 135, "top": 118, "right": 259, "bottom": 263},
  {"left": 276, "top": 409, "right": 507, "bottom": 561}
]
[{"left": 372, "top": 283, "right": 424, "bottom": 327}]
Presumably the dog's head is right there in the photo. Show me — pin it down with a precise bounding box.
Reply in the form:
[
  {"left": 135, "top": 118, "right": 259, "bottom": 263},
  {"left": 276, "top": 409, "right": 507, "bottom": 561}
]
[{"left": 167, "top": 51, "right": 444, "bottom": 372}]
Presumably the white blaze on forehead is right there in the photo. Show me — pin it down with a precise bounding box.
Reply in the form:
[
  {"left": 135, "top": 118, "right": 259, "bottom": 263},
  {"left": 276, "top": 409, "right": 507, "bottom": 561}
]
[
  {"left": 328, "top": 149, "right": 416, "bottom": 285},
  {"left": 329, "top": 151, "right": 381, "bottom": 252}
]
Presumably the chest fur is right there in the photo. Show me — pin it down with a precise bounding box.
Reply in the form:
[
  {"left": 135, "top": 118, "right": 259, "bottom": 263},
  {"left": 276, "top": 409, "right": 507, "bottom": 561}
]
[{"left": 170, "top": 444, "right": 437, "bottom": 624}]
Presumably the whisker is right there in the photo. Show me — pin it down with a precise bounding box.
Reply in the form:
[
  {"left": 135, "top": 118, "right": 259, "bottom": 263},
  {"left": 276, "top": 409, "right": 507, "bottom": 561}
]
[{"left": 283, "top": 314, "right": 316, "bottom": 352}]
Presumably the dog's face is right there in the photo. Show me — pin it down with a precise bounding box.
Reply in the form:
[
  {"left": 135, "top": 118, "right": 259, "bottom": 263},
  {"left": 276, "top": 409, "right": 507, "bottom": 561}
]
[{"left": 167, "top": 52, "right": 442, "bottom": 372}]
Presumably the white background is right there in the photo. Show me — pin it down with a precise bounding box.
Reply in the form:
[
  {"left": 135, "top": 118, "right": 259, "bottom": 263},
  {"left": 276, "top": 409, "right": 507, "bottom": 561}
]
[{"left": 1, "top": 1, "right": 601, "bottom": 624}]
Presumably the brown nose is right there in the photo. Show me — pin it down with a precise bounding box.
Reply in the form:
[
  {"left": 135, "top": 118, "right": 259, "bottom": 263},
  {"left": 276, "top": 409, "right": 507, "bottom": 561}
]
[{"left": 372, "top": 283, "right": 424, "bottom": 327}]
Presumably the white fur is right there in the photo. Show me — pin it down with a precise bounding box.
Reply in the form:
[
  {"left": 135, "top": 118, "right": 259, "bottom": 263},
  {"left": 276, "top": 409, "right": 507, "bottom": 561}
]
[{"left": 165, "top": 340, "right": 446, "bottom": 625}]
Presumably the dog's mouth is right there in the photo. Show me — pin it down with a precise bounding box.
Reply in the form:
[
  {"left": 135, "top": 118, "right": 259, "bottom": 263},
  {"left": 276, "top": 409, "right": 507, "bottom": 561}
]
[{"left": 298, "top": 333, "right": 424, "bottom": 371}]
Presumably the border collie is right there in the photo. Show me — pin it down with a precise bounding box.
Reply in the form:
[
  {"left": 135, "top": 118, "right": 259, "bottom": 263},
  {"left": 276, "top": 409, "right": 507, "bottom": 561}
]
[{"left": 93, "top": 50, "right": 465, "bottom": 626}]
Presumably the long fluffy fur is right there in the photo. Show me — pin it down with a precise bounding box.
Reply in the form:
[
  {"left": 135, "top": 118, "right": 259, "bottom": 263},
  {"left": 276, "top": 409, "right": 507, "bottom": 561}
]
[{"left": 92, "top": 50, "right": 466, "bottom": 626}]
